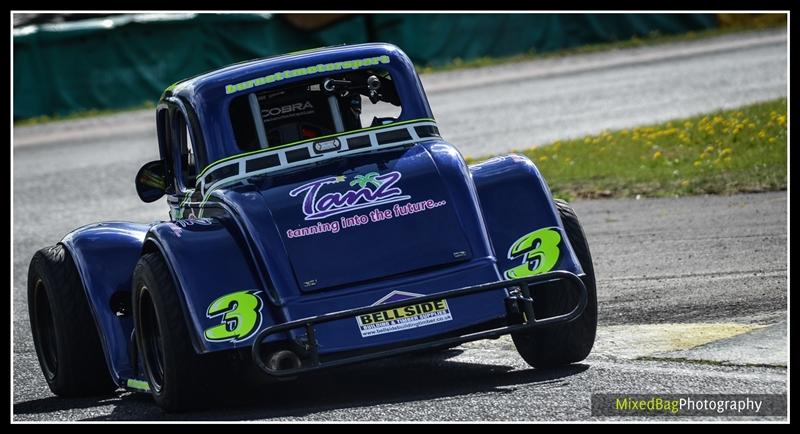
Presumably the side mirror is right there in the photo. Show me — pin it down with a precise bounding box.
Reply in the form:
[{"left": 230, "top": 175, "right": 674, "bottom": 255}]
[{"left": 135, "top": 160, "right": 167, "bottom": 203}]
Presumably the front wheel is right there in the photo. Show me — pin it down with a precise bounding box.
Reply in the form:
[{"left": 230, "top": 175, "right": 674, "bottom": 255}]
[{"left": 511, "top": 199, "right": 598, "bottom": 368}]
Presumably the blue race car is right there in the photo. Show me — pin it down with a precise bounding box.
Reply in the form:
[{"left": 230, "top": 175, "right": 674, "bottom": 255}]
[{"left": 27, "top": 43, "right": 597, "bottom": 412}]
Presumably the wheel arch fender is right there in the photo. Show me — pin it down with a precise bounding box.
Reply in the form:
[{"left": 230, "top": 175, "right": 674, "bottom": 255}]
[
  {"left": 469, "top": 154, "right": 584, "bottom": 278},
  {"left": 60, "top": 222, "right": 152, "bottom": 386},
  {"left": 141, "top": 217, "right": 279, "bottom": 356}
]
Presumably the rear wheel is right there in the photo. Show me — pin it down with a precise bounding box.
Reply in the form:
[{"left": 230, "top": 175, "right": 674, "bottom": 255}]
[
  {"left": 511, "top": 199, "right": 598, "bottom": 368},
  {"left": 132, "top": 252, "right": 227, "bottom": 412},
  {"left": 27, "top": 245, "right": 117, "bottom": 396}
]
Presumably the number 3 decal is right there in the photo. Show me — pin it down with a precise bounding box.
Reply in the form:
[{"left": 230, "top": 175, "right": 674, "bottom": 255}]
[
  {"left": 204, "top": 290, "right": 263, "bottom": 342},
  {"left": 503, "top": 227, "right": 562, "bottom": 279}
]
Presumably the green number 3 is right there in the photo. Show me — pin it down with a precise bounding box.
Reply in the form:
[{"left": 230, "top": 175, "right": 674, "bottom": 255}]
[
  {"left": 204, "top": 290, "right": 263, "bottom": 342},
  {"left": 503, "top": 227, "right": 562, "bottom": 279}
]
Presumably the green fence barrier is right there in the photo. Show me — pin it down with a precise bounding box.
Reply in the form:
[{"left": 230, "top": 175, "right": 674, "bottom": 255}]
[{"left": 13, "top": 13, "right": 717, "bottom": 120}]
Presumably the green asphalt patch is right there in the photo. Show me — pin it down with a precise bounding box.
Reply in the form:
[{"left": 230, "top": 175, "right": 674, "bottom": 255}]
[
  {"left": 649, "top": 321, "right": 787, "bottom": 367},
  {"left": 462, "top": 322, "right": 784, "bottom": 368},
  {"left": 593, "top": 323, "right": 766, "bottom": 360}
]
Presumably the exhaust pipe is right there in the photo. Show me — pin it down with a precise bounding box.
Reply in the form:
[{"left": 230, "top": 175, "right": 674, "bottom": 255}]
[{"left": 267, "top": 350, "right": 302, "bottom": 372}]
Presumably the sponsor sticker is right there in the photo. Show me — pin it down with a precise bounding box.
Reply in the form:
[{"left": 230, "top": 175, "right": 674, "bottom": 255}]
[
  {"left": 289, "top": 170, "right": 411, "bottom": 221},
  {"left": 225, "top": 55, "right": 391, "bottom": 95},
  {"left": 356, "top": 291, "right": 453, "bottom": 337},
  {"left": 264, "top": 101, "right": 314, "bottom": 118}
]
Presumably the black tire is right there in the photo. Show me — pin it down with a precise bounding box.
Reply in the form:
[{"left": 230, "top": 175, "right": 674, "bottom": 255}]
[
  {"left": 511, "top": 199, "right": 598, "bottom": 368},
  {"left": 132, "top": 252, "right": 227, "bottom": 412},
  {"left": 27, "top": 245, "right": 117, "bottom": 397}
]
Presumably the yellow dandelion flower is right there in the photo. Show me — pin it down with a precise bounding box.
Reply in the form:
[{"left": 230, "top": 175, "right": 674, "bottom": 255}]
[{"left": 653, "top": 151, "right": 663, "bottom": 159}]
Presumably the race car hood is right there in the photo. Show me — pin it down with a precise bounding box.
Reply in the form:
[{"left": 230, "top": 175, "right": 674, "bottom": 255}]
[{"left": 216, "top": 144, "right": 476, "bottom": 294}]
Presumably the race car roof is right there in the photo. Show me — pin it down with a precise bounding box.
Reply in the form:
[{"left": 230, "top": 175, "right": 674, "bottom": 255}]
[
  {"left": 158, "top": 42, "right": 434, "bottom": 165},
  {"left": 161, "top": 42, "right": 411, "bottom": 101}
]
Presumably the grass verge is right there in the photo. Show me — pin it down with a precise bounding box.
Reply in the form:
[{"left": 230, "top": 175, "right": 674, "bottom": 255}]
[{"left": 467, "top": 99, "right": 787, "bottom": 200}]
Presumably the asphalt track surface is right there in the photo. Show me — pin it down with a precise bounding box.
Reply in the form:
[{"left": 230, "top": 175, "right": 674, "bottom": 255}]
[{"left": 12, "top": 29, "right": 788, "bottom": 421}]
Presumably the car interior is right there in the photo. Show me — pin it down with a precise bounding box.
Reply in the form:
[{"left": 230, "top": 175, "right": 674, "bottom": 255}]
[{"left": 230, "top": 69, "right": 402, "bottom": 153}]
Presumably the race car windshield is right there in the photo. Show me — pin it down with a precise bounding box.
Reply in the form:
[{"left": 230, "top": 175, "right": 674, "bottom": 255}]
[{"left": 229, "top": 69, "right": 402, "bottom": 153}]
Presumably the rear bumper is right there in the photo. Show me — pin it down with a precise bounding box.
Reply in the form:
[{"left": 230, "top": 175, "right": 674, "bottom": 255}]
[{"left": 251, "top": 270, "right": 587, "bottom": 377}]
